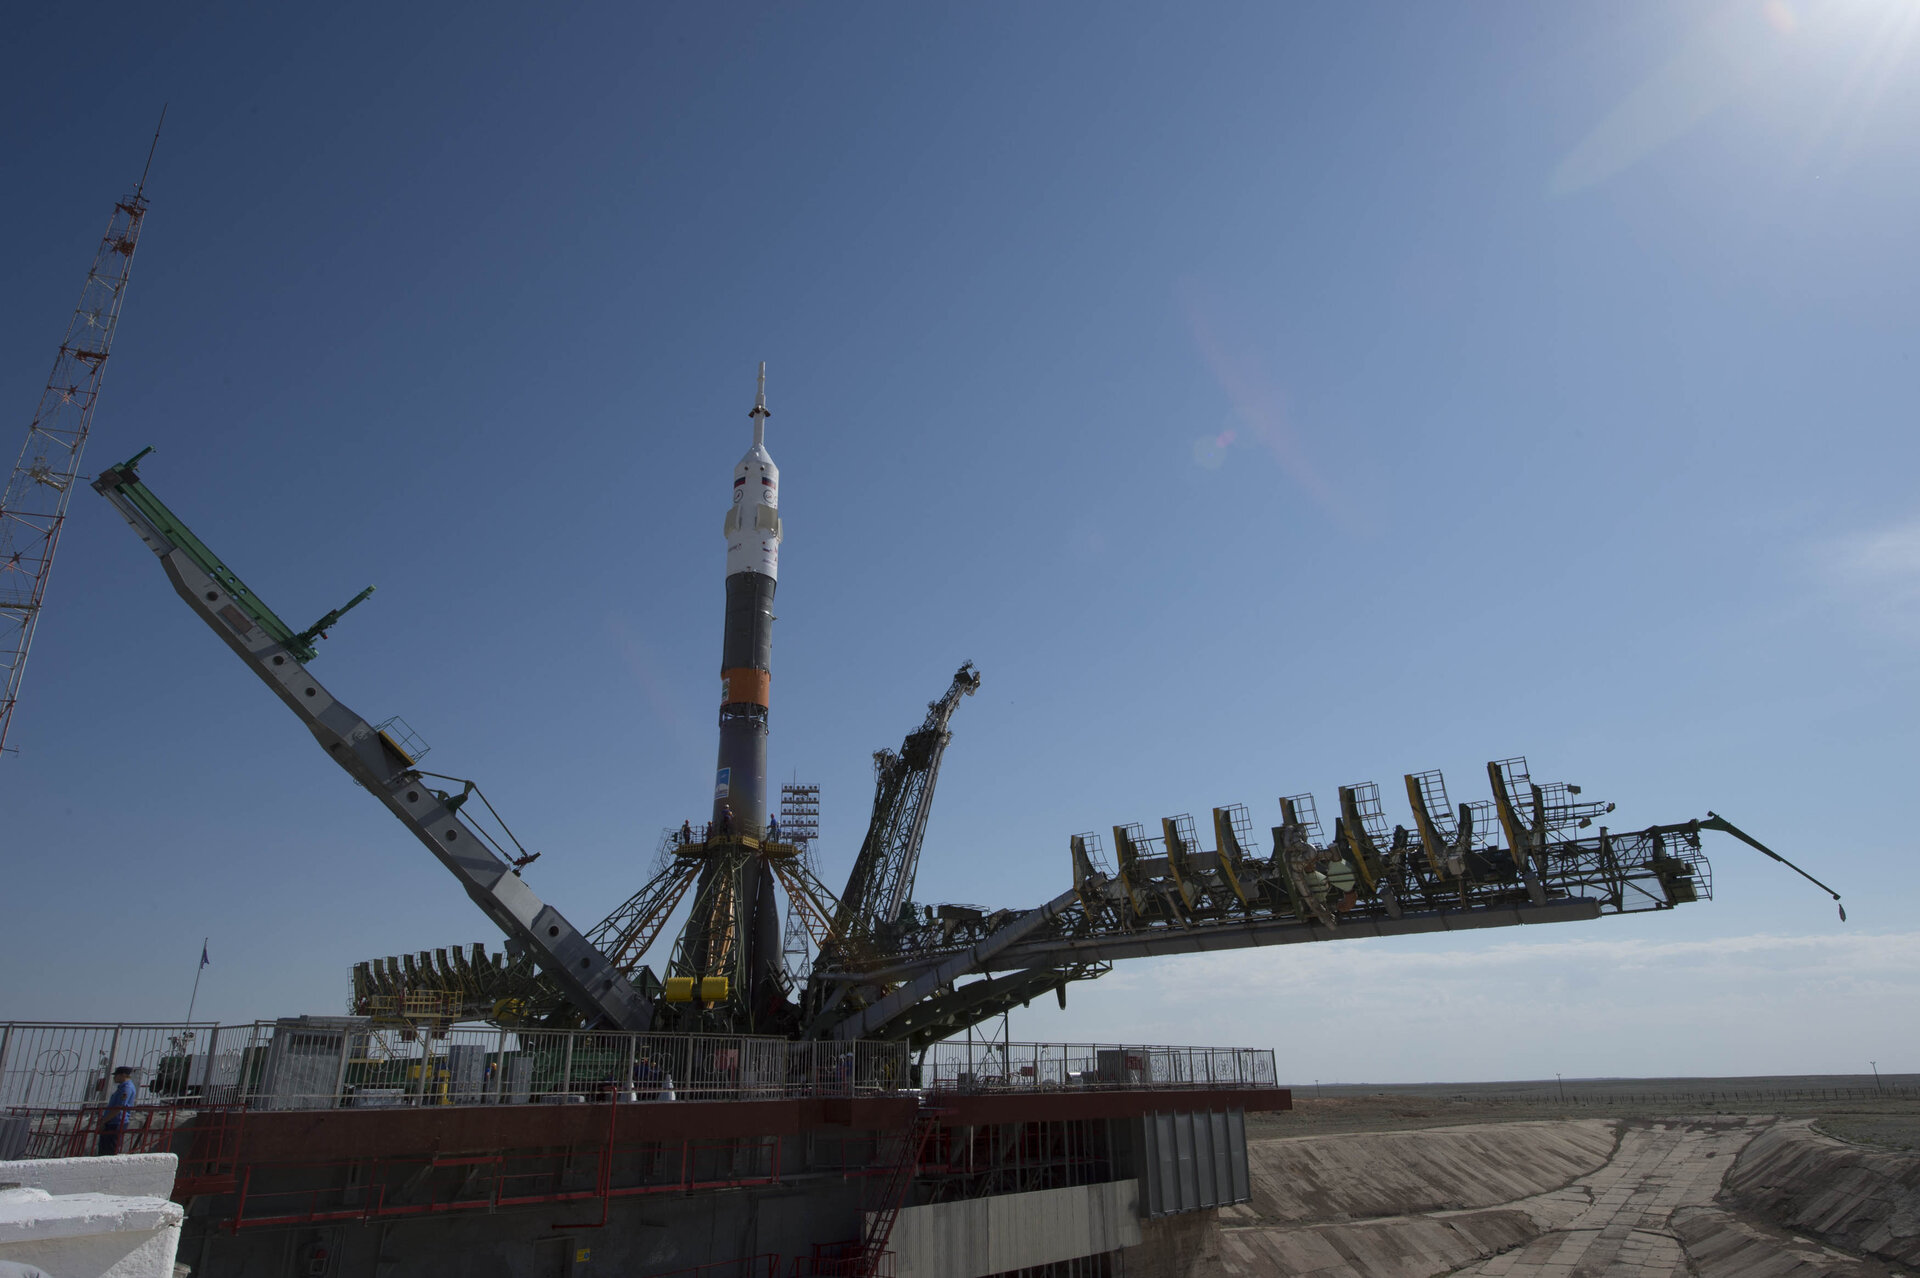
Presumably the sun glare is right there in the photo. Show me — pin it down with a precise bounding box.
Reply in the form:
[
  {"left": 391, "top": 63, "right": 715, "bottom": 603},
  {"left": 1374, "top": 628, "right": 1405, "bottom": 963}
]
[{"left": 1552, "top": 0, "right": 1920, "bottom": 195}]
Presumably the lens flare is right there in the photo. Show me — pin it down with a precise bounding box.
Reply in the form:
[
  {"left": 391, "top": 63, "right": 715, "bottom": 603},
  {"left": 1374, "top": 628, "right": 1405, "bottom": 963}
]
[{"left": 1192, "top": 427, "right": 1236, "bottom": 469}]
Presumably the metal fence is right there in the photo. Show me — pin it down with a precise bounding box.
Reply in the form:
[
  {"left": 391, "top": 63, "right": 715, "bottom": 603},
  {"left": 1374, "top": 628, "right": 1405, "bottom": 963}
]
[
  {"left": 917, "top": 1042, "right": 1277, "bottom": 1093},
  {"left": 0, "top": 1021, "right": 1276, "bottom": 1121},
  {"left": 0, "top": 1020, "right": 908, "bottom": 1114},
  {"left": 0, "top": 1022, "right": 219, "bottom": 1110}
]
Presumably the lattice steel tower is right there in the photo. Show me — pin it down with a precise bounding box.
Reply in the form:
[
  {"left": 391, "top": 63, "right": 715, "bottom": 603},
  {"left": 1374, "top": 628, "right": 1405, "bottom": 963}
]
[{"left": 0, "top": 122, "right": 159, "bottom": 757}]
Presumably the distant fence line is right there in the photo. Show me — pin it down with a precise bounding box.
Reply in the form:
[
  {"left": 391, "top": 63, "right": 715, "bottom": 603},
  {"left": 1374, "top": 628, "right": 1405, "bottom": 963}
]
[
  {"left": 1487, "top": 1086, "right": 1919, "bottom": 1106},
  {"left": 1302, "top": 1085, "right": 1920, "bottom": 1107}
]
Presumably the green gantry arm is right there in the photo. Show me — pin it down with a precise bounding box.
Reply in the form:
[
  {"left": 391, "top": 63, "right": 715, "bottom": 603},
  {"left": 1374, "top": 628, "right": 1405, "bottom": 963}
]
[{"left": 93, "top": 448, "right": 373, "bottom": 662}]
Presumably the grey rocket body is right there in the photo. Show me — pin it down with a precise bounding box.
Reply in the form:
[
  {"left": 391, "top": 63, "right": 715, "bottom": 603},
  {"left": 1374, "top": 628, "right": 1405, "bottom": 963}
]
[{"left": 714, "top": 571, "right": 774, "bottom": 830}]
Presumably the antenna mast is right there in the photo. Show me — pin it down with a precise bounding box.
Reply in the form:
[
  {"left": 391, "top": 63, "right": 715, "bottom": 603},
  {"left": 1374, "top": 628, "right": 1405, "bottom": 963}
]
[{"left": 0, "top": 121, "right": 159, "bottom": 757}]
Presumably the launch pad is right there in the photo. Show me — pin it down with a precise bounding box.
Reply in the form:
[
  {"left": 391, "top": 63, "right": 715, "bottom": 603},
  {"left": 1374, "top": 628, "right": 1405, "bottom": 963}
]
[
  {"left": 0, "top": 85, "right": 1873, "bottom": 1278},
  {"left": 40, "top": 366, "right": 1846, "bottom": 1278},
  {"left": 83, "top": 365, "right": 1839, "bottom": 1053}
]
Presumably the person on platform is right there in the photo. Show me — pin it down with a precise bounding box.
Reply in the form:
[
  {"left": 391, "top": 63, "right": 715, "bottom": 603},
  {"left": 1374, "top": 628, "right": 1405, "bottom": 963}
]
[
  {"left": 97, "top": 1066, "right": 135, "bottom": 1155},
  {"left": 767, "top": 815, "right": 779, "bottom": 843},
  {"left": 680, "top": 819, "right": 693, "bottom": 846},
  {"left": 632, "top": 1054, "right": 661, "bottom": 1099},
  {"left": 719, "top": 806, "right": 734, "bottom": 837}
]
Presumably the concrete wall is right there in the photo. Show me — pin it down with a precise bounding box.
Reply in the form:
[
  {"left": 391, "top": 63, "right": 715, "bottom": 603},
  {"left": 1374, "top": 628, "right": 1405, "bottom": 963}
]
[
  {"left": 1723, "top": 1118, "right": 1920, "bottom": 1268},
  {"left": 1224, "top": 1118, "right": 1616, "bottom": 1225},
  {"left": 886, "top": 1180, "right": 1143, "bottom": 1278}
]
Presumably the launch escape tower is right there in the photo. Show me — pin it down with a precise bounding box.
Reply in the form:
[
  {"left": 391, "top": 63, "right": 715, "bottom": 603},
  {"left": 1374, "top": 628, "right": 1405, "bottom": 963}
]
[
  {"left": 91, "top": 366, "right": 1844, "bottom": 1049},
  {"left": 0, "top": 122, "right": 160, "bottom": 757}
]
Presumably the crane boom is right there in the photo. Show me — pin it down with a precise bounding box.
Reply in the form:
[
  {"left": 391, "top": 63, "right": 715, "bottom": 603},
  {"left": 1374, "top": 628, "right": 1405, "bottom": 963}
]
[{"left": 92, "top": 452, "right": 653, "bottom": 1031}]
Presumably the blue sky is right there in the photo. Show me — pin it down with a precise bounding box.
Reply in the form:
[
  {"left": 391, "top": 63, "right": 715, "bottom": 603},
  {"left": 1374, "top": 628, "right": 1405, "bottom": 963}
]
[{"left": 3, "top": 2, "right": 1917, "bottom": 1081}]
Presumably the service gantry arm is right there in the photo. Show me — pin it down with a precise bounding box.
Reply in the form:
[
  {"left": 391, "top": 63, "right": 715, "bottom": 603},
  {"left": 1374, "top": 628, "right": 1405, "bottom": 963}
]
[
  {"left": 831, "top": 661, "right": 981, "bottom": 948},
  {"left": 93, "top": 452, "right": 653, "bottom": 1031},
  {"left": 818, "top": 759, "right": 1839, "bottom": 1048},
  {"left": 793, "top": 662, "right": 981, "bottom": 1037}
]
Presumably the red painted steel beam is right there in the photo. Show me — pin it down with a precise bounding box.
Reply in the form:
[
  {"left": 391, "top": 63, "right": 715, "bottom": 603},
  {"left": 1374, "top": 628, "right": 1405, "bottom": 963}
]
[{"left": 931, "top": 1086, "right": 1291, "bottom": 1127}]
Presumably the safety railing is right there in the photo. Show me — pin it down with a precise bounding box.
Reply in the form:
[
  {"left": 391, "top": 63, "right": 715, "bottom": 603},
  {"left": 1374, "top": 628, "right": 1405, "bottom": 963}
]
[
  {"left": 0, "top": 1020, "right": 908, "bottom": 1115},
  {"left": 0, "top": 1022, "right": 1275, "bottom": 1116},
  {"left": 0, "top": 1103, "right": 184, "bottom": 1161},
  {"left": 0, "top": 1021, "right": 221, "bottom": 1110},
  {"left": 917, "top": 1042, "right": 1278, "bottom": 1093}
]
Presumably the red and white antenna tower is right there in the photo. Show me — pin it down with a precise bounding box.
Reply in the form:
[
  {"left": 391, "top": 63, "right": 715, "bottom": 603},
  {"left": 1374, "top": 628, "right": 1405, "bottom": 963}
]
[{"left": 0, "top": 113, "right": 162, "bottom": 758}]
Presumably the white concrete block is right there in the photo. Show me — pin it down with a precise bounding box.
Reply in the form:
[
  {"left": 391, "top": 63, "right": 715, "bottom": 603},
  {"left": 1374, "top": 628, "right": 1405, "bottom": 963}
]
[
  {"left": 0, "top": 1156, "right": 178, "bottom": 1202},
  {"left": 0, "top": 1156, "right": 184, "bottom": 1278}
]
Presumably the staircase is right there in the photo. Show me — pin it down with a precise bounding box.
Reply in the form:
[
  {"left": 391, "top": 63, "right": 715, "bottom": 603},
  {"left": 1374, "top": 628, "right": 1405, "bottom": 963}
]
[
  {"left": 793, "top": 1102, "right": 941, "bottom": 1278},
  {"left": 857, "top": 1103, "right": 941, "bottom": 1276}
]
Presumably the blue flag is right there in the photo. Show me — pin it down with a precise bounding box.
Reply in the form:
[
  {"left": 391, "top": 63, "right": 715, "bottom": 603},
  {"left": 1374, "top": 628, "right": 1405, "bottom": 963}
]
[{"left": 199, "top": 943, "right": 210, "bottom": 969}]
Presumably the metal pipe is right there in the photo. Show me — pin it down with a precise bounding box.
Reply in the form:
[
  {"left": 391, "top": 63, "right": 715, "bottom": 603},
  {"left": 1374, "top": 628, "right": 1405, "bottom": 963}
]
[{"left": 1700, "top": 812, "right": 1845, "bottom": 915}]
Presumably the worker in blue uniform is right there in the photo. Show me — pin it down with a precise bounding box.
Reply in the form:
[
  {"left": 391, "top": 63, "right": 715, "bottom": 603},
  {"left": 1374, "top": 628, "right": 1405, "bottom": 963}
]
[{"left": 98, "top": 1066, "right": 135, "bottom": 1155}]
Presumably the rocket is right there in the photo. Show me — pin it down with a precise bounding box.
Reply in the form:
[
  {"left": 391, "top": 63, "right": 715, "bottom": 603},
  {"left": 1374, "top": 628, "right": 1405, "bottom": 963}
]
[
  {"left": 714, "top": 362, "right": 782, "bottom": 833},
  {"left": 711, "top": 363, "right": 786, "bottom": 1026}
]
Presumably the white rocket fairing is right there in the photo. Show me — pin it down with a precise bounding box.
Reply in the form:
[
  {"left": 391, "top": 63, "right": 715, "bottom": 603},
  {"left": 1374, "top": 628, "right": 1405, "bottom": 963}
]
[{"left": 724, "top": 369, "right": 781, "bottom": 580}]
